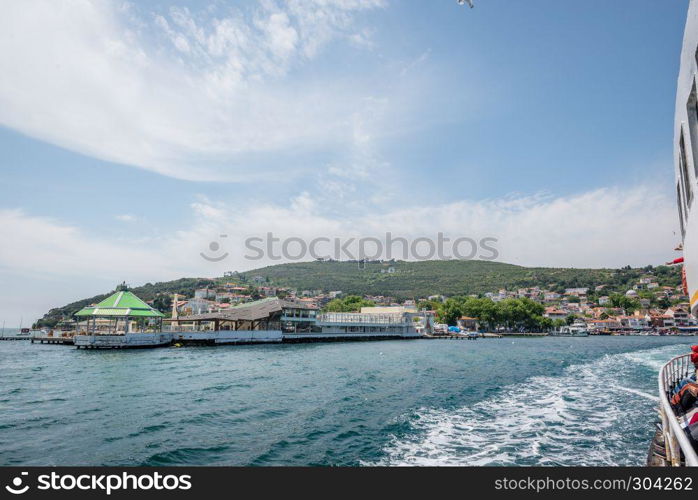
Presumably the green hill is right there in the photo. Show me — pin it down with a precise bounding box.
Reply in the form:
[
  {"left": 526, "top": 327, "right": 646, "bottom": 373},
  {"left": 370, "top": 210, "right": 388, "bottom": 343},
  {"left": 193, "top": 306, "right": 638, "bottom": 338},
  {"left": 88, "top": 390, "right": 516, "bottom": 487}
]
[
  {"left": 35, "top": 260, "right": 681, "bottom": 327},
  {"left": 234, "top": 260, "right": 679, "bottom": 298}
]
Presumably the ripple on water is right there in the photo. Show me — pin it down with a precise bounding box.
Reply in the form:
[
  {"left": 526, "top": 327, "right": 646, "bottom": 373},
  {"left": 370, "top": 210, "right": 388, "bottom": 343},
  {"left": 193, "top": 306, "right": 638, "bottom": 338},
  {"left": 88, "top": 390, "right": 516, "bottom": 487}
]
[{"left": 143, "top": 446, "right": 231, "bottom": 466}]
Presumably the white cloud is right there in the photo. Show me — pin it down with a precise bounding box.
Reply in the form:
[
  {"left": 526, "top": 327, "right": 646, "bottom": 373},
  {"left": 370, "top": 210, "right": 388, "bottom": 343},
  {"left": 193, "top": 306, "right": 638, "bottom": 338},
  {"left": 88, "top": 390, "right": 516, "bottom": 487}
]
[
  {"left": 0, "top": 209, "right": 177, "bottom": 281},
  {"left": 0, "top": 0, "right": 387, "bottom": 181},
  {"left": 0, "top": 183, "right": 678, "bottom": 324},
  {"left": 114, "top": 214, "right": 136, "bottom": 222},
  {"left": 190, "top": 183, "right": 677, "bottom": 270}
]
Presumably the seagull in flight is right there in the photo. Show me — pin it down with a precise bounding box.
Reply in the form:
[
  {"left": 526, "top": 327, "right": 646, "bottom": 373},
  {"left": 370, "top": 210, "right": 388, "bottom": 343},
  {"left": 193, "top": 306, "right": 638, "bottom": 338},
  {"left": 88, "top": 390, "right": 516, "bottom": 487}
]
[{"left": 458, "top": 0, "right": 474, "bottom": 7}]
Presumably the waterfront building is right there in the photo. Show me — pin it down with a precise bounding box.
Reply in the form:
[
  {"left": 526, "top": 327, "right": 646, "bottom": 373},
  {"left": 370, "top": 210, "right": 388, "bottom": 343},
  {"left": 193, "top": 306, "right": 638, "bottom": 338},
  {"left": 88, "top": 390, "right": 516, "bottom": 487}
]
[
  {"left": 457, "top": 316, "right": 479, "bottom": 331},
  {"left": 173, "top": 297, "right": 424, "bottom": 343},
  {"left": 649, "top": 314, "right": 676, "bottom": 329},
  {"left": 73, "top": 290, "right": 169, "bottom": 348},
  {"left": 298, "top": 297, "right": 319, "bottom": 308},
  {"left": 543, "top": 307, "right": 568, "bottom": 322},
  {"left": 587, "top": 318, "right": 622, "bottom": 332},
  {"left": 215, "top": 292, "right": 235, "bottom": 302},
  {"left": 360, "top": 306, "right": 417, "bottom": 314},
  {"left": 617, "top": 315, "right": 649, "bottom": 330},
  {"left": 182, "top": 297, "right": 214, "bottom": 315},
  {"left": 664, "top": 306, "right": 691, "bottom": 326},
  {"left": 194, "top": 288, "right": 216, "bottom": 299}
]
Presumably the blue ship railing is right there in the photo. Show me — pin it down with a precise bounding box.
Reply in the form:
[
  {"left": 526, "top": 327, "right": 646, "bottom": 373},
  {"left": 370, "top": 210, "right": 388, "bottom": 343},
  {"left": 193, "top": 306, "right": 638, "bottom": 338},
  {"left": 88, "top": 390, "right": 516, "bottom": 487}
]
[{"left": 659, "top": 354, "right": 698, "bottom": 466}]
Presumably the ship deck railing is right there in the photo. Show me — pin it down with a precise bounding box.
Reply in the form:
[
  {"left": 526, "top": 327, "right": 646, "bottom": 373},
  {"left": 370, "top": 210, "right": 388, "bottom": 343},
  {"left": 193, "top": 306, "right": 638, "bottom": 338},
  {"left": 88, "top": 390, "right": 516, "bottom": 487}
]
[{"left": 658, "top": 354, "right": 698, "bottom": 466}]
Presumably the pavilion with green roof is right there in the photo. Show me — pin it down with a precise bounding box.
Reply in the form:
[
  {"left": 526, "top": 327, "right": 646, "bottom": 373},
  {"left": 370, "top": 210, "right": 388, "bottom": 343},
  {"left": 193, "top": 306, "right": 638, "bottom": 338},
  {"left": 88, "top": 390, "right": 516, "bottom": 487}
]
[{"left": 75, "top": 290, "right": 165, "bottom": 335}]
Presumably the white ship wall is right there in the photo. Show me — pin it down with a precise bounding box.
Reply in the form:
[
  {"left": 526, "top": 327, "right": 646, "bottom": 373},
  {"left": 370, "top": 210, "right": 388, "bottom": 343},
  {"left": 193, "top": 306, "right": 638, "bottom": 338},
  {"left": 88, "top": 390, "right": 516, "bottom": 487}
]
[{"left": 675, "top": 0, "right": 698, "bottom": 314}]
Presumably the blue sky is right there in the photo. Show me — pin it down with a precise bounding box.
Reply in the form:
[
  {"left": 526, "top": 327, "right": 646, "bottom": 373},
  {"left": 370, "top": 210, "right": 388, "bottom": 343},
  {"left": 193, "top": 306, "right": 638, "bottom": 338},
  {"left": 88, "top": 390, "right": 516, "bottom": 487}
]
[{"left": 0, "top": 0, "right": 691, "bottom": 324}]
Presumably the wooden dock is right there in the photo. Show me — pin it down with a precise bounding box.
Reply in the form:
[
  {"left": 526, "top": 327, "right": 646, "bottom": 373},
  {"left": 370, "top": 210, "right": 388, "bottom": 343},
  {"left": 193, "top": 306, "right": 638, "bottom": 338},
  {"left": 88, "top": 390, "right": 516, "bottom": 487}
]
[
  {"left": 498, "top": 332, "right": 548, "bottom": 337},
  {"left": 31, "top": 336, "right": 75, "bottom": 345},
  {"left": 425, "top": 333, "right": 502, "bottom": 340},
  {"left": 0, "top": 336, "right": 31, "bottom": 341},
  {"left": 426, "top": 335, "right": 474, "bottom": 340}
]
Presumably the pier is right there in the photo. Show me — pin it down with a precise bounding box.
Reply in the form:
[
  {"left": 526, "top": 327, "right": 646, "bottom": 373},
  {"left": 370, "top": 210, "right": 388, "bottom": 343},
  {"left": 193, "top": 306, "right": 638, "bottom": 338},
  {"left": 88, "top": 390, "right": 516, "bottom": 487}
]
[
  {"left": 426, "top": 335, "right": 474, "bottom": 340},
  {"left": 31, "top": 336, "right": 74, "bottom": 345},
  {"left": 424, "top": 333, "right": 503, "bottom": 340}
]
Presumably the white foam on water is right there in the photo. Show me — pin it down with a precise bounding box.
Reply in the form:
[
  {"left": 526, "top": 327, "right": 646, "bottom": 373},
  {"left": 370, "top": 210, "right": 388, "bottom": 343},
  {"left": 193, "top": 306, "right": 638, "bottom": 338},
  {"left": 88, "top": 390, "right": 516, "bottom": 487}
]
[{"left": 375, "top": 344, "right": 689, "bottom": 466}]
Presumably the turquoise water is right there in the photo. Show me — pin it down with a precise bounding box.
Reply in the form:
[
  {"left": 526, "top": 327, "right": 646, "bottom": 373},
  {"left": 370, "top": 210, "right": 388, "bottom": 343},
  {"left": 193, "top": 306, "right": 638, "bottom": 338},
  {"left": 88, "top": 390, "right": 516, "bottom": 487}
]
[{"left": 0, "top": 336, "right": 695, "bottom": 466}]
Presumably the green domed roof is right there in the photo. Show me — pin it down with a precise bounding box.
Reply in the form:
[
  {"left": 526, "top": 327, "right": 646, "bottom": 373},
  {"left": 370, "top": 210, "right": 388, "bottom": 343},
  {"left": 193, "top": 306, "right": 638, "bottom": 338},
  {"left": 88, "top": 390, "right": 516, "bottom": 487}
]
[{"left": 75, "top": 291, "right": 165, "bottom": 318}]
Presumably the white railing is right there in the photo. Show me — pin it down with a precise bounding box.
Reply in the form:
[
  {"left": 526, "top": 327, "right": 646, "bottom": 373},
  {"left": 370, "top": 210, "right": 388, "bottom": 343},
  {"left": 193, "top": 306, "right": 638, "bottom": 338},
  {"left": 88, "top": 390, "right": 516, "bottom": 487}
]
[
  {"left": 658, "top": 354, "right": 698, "bottom": 466},
  {"left": 317, "top": 312, "right": 408, "bottom": 325}
]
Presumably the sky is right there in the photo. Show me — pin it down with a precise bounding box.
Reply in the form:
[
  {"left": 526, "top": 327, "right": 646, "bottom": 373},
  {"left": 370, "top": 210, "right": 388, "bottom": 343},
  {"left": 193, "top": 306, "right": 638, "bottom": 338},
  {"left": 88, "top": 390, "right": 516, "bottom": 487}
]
[{"left": 0, "top": 0, "right": 691, "bottom": 325}]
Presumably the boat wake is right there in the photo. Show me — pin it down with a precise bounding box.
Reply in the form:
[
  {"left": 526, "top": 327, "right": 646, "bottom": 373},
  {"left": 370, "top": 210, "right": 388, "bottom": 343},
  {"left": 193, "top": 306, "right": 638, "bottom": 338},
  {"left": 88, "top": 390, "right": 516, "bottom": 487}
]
[{"left": 374, "top": 344, "right": 688, "bottom": 466}]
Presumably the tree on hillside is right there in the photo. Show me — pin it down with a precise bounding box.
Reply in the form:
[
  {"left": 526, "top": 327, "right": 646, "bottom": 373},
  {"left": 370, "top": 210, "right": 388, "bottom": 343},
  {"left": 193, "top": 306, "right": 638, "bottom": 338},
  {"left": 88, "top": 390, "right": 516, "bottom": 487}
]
[
  {"left": 608, "top": 293, "right": 640, "bottom": 313},
  {"left": 324, "top": 295, "right": 375, "bottom": 313},
  {"left": 438, "top": 298, "right": 466, "bottom": 325},
  {"left": 540, "top": 317, "right": 554, "bottom": 331},
  {"left": 462, "top": 297, "right": 498, "bottom": 330},
  {"left": 434, "top": 296, "right": 546, "bottom": 331},
  {"left": 417, "top": 299, "right": 444, "bottom": 312},
  {"left": 152, "top": 294, "right": 172, "bottom": 314}
]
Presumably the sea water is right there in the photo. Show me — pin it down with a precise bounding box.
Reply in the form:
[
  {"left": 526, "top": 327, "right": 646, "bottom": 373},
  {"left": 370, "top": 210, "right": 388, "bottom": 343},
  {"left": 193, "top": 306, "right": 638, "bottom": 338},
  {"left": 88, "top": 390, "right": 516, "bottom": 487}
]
[{"left": 0, "top": 336, "right": 693, "bottom": 466}]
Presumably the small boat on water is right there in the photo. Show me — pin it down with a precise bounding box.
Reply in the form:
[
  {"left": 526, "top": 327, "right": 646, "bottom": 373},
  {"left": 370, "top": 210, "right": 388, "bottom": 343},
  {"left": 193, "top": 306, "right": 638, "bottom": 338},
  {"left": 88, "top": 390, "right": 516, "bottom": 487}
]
[
  {"left": 432, "top": 323, "right": 449, "bottom": 335},
  {"left": 549, "top": 321, "right": 589, "bottom": 337}
]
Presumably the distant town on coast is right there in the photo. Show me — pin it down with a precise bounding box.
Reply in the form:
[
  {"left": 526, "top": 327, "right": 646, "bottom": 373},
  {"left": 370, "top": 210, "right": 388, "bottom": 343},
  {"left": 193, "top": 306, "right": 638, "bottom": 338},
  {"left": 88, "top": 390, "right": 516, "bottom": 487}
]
[{"left": 32, "top": 259, "right": 690, "bottom": 335}]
